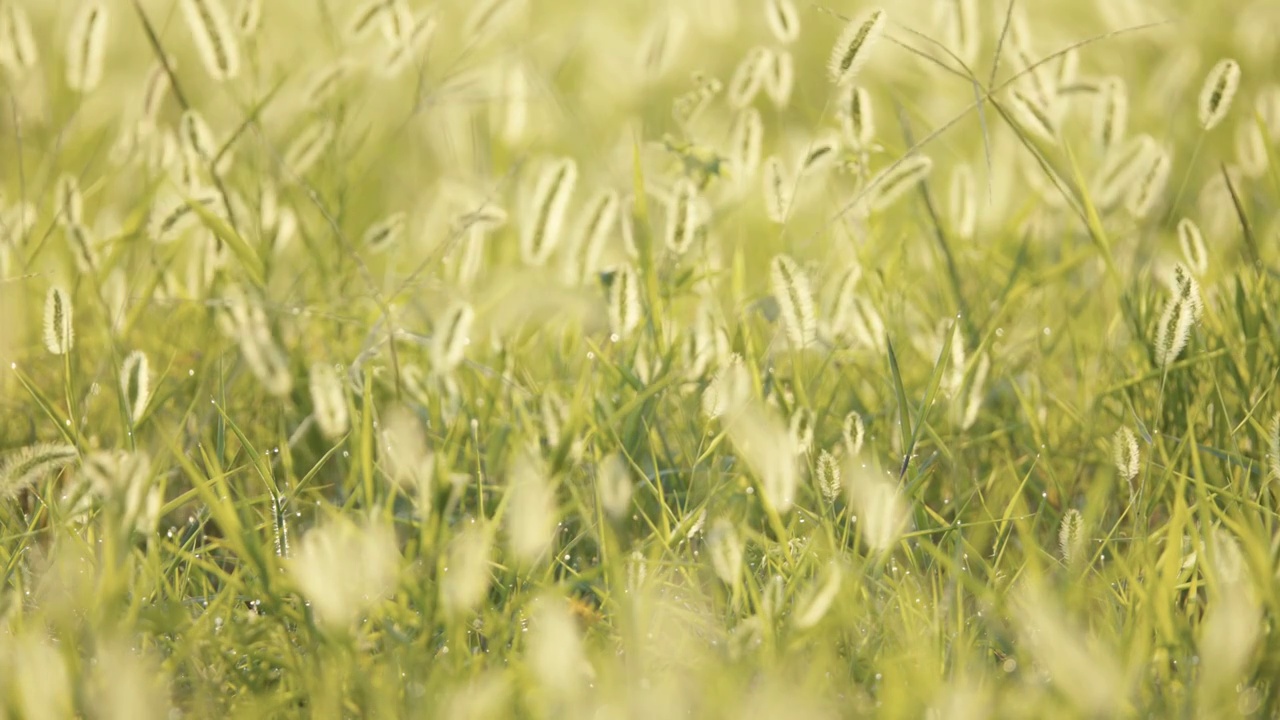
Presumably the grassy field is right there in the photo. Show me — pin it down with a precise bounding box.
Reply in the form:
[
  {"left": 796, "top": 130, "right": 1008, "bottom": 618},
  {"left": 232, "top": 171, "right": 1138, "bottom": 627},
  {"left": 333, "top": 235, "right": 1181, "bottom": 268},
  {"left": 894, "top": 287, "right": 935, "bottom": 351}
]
[{"left": 1, "top": 0, "right": 1279, "bottom": 717}]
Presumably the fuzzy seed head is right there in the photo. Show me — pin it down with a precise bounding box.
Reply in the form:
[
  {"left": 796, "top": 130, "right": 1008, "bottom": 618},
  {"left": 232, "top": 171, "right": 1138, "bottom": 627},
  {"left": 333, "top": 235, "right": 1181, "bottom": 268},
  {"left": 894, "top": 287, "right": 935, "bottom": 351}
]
[
  {"left": 1125, "top": 146, "right": 1173, "bottom": 219},
  {"left": 181, "top": 0, "right": 241, "bottom": 81},
  {"left": 65, "top": 223, "right": 98, "bottom": 275},
  {"left": 440, "top": 524, "right": 493, "bottom": 616},
  {"left": 706, "top": 518, "right": 744, "bottom": 585},
  {"left": 308, "top": 363, "right": 349, "bottom": 440},
  {"left": 664, "top": 178, "right": 701, "bottom": 255},
  {"left": 729, "top": 108, "right": 765, "bottom": 180},
  {"left": 608, "top": 263, "right": 642, "bottom": 339},
  {"left": 179, "top": 109, "right": 218, "bottom": 165},
  {"left": 793, "top": 563, "right": 843, "bottom": 629},
  {"left": 120, "top": 351, "right": 152, "bottom": 425},
  {"left": 728, "top": 46, "right": 771, "bottom": 109},
  {"left": 0, "top": 4, "right": 39, "bottom": 75},
  {"left": 770, "top": 253, "right": 816, "bottom": 348},
  {"left": 761, "top": 155, "right": 792, "bottom": 223},
  {"left": 1091, "top": 76, "right": 1129, "bottom": 150},
  {"left": 866, "top": 154, "right": 933, "bottom": 212},
  {"left": 66, "top": 2, "right": 109, "bottom": 93},
  {"left": 1058, "top": 509, "right": 1085, "bottom": 566},
  {"left": 432, "top": 301, "right": 475, "bottom": 374},
  {"left": 762, "top": 49, "right": 794, "bottom": 108},
  {"left": 726, "top": 402, "right": 798, "bottom": 513},
  {"left": 843, "top": 457, "right": 908, "bottom": 552},
  {"left": 1009, "top": 89, "right": 1058, "bottom": 143},
  {"left": 702, "top": 354, "right": 751, "bottom": 419},
  {"left": 596, "top": 453, "right": 633, "bottom": 520},
  {"left": 522, "top": 157, "right": 577, "bottom": 266},
  {"left": 236, "top": 0, "right": 263, "bottom": 36},
  {"left": 1113, "top": 426, "right": 1140, "bottom": 490},
  {"left": 843, "top": 412, "right": 865, "bottom": 457},
  {"left": 1154, "top": 296, "right": 1195, "bottom": 368},
  {"left": 290, "top": 517, "right": 400, "bottom": 630},
  {"left": 1198, "top": 59, "right": 1241, "bottom": 131},
  {"left": 44, "top": 286, "right": 74, "bottom": 355},
  {"left": 361, "top": 212, "right": 406, "bottom": 254},
  {"left": 838, "top": 85, "right": 875, "bottom": 148},
  {"left": 789, "top": 406, "right": 814, "bottom": 455},
  {"left": 816, "top": 449, "right": 842, "bottom": 503},
  {"left": 569, "top": 189, "right": 620, "bottom": 282},
  {"left": 506, "top": 448, "right": 557, "bottom": 566},
  {"left": 283, "top": 121, "right": 335, "bottom": 178},
  {"left": 828, "top": 8, "right": 886, "bottom": 86},
  {"left": 764, "top": 0, "right": 801, "bottom": 44},
  {"left": 1177, "top": 218, "right": 1209, "bottom": 276},
  {"left": 1, "top": 443, "right": 78, "bottom": 500},
  {"left": 527, "top": 595, "right": 593, "bottom": 696},
  {"left": 800, "top": 134, "right": 841, "bottom": 173}
]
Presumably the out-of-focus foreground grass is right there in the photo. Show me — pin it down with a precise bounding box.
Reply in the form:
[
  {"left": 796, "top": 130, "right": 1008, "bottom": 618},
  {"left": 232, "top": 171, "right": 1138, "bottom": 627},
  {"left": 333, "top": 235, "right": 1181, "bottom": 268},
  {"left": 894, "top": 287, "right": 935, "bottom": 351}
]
[{"left": 1, "top": 0, "right": 1279, "bottom": 717}]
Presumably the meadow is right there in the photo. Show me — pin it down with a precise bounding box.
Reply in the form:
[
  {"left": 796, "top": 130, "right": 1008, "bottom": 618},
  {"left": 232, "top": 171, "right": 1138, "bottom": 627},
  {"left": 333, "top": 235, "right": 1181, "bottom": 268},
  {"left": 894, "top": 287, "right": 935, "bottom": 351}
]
[{"left": 1, "top": 0, "right": 1279, "bottom": 717}]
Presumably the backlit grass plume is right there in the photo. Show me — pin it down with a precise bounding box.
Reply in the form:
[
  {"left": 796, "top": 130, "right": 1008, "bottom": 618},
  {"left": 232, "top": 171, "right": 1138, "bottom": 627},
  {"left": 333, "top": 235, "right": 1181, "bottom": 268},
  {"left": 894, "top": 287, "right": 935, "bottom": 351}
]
[
  {"left": 505, "top": 447, "right": 558, "bottom": 566},
  {"left": 608, "top": 264, "right": 642, "bottom": 339},
  {"left": 1177, "top": 217, "right": 1208, "bottom": 275},
  {"left": 432, "top": 301, "right": 475, "bottom": 374},
  {"left": 181, "top": 0, "right": 240, "bottom": 81},
  {"left": 0, "top": 3, "right": 38, "bottom": 76},
  {"left": 828, "top": 8, "right": 886, "bottom": 87},
  {"left": 1153, "top": 264, "right": 1202, "bottom": 367},
  {"left": 43, "top": 286, "right": 74, "bottom": 355},
  {"left": 1197, "top": 58, "right": 1240, "bottom": 131},
  {"left": 440, "top": 522, "right": 493, "bottom": 617},
  {"left": 664, "top": 178, "right": 701, "bottom": 255},
  {"left": 120, "top": 351, "right": 152, "bottom": 426},
  {"left": 726, "top": 401, "right": 798, "bottom": 514},
  {"left": 839, "top": 85, "right": 875, "bottom": 148},
  {"left": 1114, "top": 426, "right": 1140, "bottom": 497},
  {"left": 290, "top": 517, "right": 400, "bottom": 631},
  {"left": 308, "top": 363, "right": 349, "bottom": 441},
  {"left": 842, "top": 456, "right": 908, "bottom": 552},
  {"left": 1059, "top": 508, "right": 1085, "bottom": 566},
  {"left": 1091, "top": 76, "right": 1129, "bottom": 150},
  {"left": 764, "top": 0, "right": 800, "bottom": 44},
  {"left": 866, "top": 154, "right": 933, "bottom": 212},
  {"left": 815, "top": 449, "right": 842, "bottom": 503},
  {"left": 596, "top": 452, "right": 633, "bottom": 520},
  {"left": 761, "top": 155, "right": 792, "bottom": 222},
  {"left": 522, "top": 157, "right": 577, "bottom": 266},
  {"left": 65, "top": 1, "right": 108, "bottom": 93},
  {"left": 1, "top": 443, "right": 78, "bottom": 500},
  {"left": 728, "top": 108, "right": 764, "bottom": 180},
  {"left": 770, "top": 253, "right": 816, "bottom": 349}
]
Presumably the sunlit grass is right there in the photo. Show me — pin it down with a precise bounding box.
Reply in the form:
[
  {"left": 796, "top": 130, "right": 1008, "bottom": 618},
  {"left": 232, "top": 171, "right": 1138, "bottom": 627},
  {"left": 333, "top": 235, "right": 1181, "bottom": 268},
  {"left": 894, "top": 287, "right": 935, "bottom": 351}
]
[{"left": 1, "top": 0, "right": 1279, "bottom": 717}]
